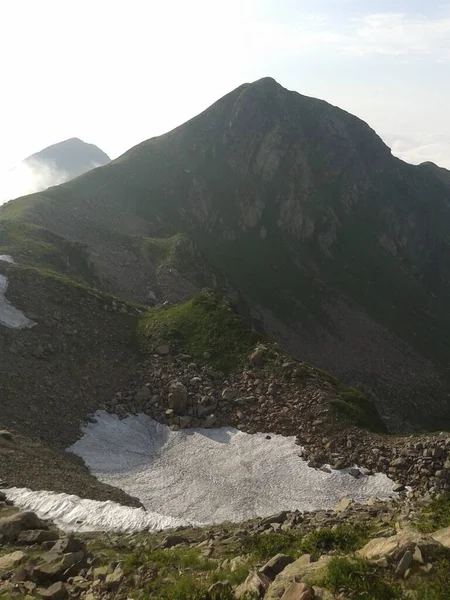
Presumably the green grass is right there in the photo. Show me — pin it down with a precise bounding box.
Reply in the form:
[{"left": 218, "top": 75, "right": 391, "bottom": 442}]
[
  {"left": 330, "top": 387, "right": 387, "bottom": 433},
  {"left": 323, "top": 556, "right": 401, "bottom": 600},
  {"left": 138, "top": 290, "right": 261, "bottom": 371},
  {"left": 238, "top": 523, "right": 372, "bottom": 562},
  {"left": 123, "top": 545, "right": 250, "bottom": 600},
  {"left": 416, "top": 494, "right": 450, "bottom": 533},
  {"left": 0, "top": 221, "right": 97, "bottom": 285}
]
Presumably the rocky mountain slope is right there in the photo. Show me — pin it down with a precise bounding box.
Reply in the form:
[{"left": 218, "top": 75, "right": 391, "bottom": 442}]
[
  {"left": 23, "top": 138, "right": 110, "bottom": 183},
  {"left": 2, "top": 487, "right": 450, "bottom": 599},
  {"left": 1, "top": 78, "right": 450, "bottom": 431}
]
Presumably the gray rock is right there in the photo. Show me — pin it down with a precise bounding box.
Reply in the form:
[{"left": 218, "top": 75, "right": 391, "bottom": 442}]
[
  {"left": 161, "top": 535, "right": 188, "bottom": 548},
  {"left": 222, "top": 387, "right": 238, "bottom": 401},
  {"left": 0, "top": 511, "right": 46, "bottom": 542},
  {"left": 0, "top": 430, "right": 13, "bottom": 441},
  {"left": 395, "top": 550, "right": 413, "bottom": 577},
  {"left": 156, "top": 345, "right": 170, "bottom": 355},
  {"left": 168, "top": 382, "right": 188, "bottom": 414},
  {"left": 38, "top": 582, "right": 68, "bottom": 600},
  {"left": 134, "top": 386, "right": 151, "bottom": 402},
  {"left": 260, "top": 554, "right": 294, "bottom": 581}
]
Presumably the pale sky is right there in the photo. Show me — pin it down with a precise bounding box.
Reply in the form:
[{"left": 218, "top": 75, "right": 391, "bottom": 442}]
[{"left": 1, "top": 0, "right": 449, "bottom": 200}]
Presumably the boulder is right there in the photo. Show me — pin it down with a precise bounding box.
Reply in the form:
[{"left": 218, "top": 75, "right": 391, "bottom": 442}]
[
  {"left": 208, "top": 581, "right": 232, "bottom": 598},
  {"left": 134, "top": 386, "right": 151, "bottom": 402},
  {"left": 33, "top": 551, "right": 85, "bottom": 581},
  {"left": 431, "top": 525, "right": 450, "bottom": 549},
  {"left": 50, "top": 536, "right": 85, "bottom": 554},
  {"left": 235, "top": 571, "right": 271, "bottom": 598},
  {"left": 222, "top": 387, "right": 239, "bottom": 401},
  {"left": 358, "top": 528, "right": 439, "bottom": 563},
  {"left": 168, "top": 382, "right": 188, "bottom": 414},
  {"left": 249, "top": 345, "right": 267, "bottom": 366},
  {"left": 0, "top": 551, "right": 26, "bottom": 573},
  {"left": 265, "top": 556, "right": 330, "bottom": 600},
  {"left": 260, "top": 554, "right": 294, "bottom": 581},
  {"left": 156, "top": 345, "right": 170, "bottom": 355},
  {"left": 281, "top": 582, "right": 315, "bottom": 600},
  {"left": 105, "top": 566, "right": 124, "bottom": 590},
  {"left": 160, "top": 535, "right": 188, "bottom": 548},
  {"left": 0, "top": 430, "right": 13, "bottom": 441},
  {"left": 18, "top": 529, "right": 59, "bottom": 545},
  {"left": 38, "top": 582, "right": 68, "bottom": 600},
  {"left": 395, "top": 550, "right": 412, "bottom": 578},
  {"left": 0, "top": 511, "right": 46, "bottom": 542}
]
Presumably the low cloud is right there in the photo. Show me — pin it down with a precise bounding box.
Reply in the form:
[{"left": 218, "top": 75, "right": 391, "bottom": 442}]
[{"left": 0, "top": 159, "right": 69, "bottom": 205}]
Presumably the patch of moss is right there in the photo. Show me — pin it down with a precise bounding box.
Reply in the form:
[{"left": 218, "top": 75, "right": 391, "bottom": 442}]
[
  {"left": 416, "top": 494, "right": 450, "bottom": 533},
  {"left": 138, "top": 290, "right": 262, "bottom": 371},
  {"left": 330, "top": 387, "right": 387, "bottom": 433}
]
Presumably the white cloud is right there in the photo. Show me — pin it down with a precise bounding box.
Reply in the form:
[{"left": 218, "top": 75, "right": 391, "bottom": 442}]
[
  {"left": 383, "top": 133, "right": 450, "bottom": 169},
  {"left": 350, "top": 12, "right": 450, "bottom": 59},
  {"left": 0, "top": 160, "right": 69, "bottom": 204}
]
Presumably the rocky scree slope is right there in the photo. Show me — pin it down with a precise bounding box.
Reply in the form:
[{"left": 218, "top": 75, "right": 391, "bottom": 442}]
[
  {"left": 2, "top": 487, "right": 450, "bottom": 599},
  {"left": 2, "top": 78, "right": 450, "bottom": 431}
]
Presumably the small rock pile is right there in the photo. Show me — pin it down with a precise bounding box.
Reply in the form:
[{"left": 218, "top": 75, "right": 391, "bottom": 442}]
[{"left": 0, "top": 499, "right": 124, "bottom": 600}]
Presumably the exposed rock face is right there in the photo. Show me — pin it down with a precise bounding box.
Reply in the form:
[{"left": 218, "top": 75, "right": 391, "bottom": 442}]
[{"left": 3, "top": 78, "right": 450, "bottom": 429}]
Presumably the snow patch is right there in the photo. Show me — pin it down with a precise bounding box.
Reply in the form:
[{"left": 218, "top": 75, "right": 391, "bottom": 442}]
[
  {"left": 0, "top": 255, "right": 15, "bottom": 264},
  {"left": 67, "top": 412, "right": 397, "bottom": 525},
  {"left": 1, "top": 488, "right": 191, "bottom": 533},
  {"left": 0, "top": 274, "right": 36, "bottom": 329}
]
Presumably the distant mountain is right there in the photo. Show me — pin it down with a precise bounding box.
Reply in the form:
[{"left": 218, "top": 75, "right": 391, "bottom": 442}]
[
  {"left": 23, "top": 137, "right": 110, "bottom": 181},
  {"left": 0, "top": 138, "right": 110, "bottom": 203},
  {"left": 2, "top": 77, "right": 450, "bottom": 431}
]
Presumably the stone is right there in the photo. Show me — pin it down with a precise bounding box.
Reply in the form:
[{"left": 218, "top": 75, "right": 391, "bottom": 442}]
[
  {"left": 393, "top": 484, "right": 406, "bottom": 493},
  {"left": 431, "top": 525, "right": 450, "bottom": 549},
  {"left": 235, "top": 571, "right": 271, "bottom": 598},
  {"left": 0, "top": 511, "right": 46, "bottom": 542},
  {"left": 161, "top": 535, "right": 188, "bottom": 548},
  {"left": 249, "top": 345, "right": 266, "bottom": 366},
  {"left": 33, "top": 551, "right": 85, "bottom": 580},
  {"left": 105, "top": 566, "right": 124, "bottom": 590},
  {"left": 50, "top": 536, "right": 85, "bottom": 554},
  {"left": 0, "top": 430, "right": 13, "bottom": 440},
  {"left": 334, "top": 498, "right": 352, "bottom": 513},
  {"left": 178, "top": 415, "right": 192, "bottom": 428},
  {"left": 208, "top": 581, "right": 232, "bottom": 597},
  {"left": 203, "top": 414, "right": 217, "bottom": 427},
  {"left": 395, "top": 551, "right": 412, "bottom": 577},
  {"left": 18, "top": 529, "right": 59, "bottom": 545},
  {"left": 221, "top": 387, "right": 239, "bottom": 401},
  {"left": 134, "top": 386, "right": 151, "bottom": 402},
  {"left": 156, "top": 345, "right": 170, "bottom": 355},
  {"left": 38, "top": 582, "right": 68, "bottom": 600},
  {"left": 348, "top": 467, "right": 361, "bottom": 478},
  {"left": 266, "top": 556, "right": 329, "bottom": 600},
  {"left": 0, "top": 551, "right": 26, "bottom": 573},
  {"left": 358, "top": 528, "right": 438, "bottom": 563},
  {"left": 413, "top": 545, "right": 425, "bottom": 564},
  {"left": 260, "top": 554, "right": 294, "bottom": 581},
  {"left": 281, "top": 582, "right": 315, "bottom": 600},
  {"left": 168, "top": 382, "right": 188, "bottom": 414},
  {"left": 261, "top": 511, "right": 287, "bottom": 526}
]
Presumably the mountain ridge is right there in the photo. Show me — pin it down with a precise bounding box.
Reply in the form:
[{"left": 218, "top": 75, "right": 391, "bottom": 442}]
[{"left": 2, "top": 77, "right": 450, "bottom": 430}]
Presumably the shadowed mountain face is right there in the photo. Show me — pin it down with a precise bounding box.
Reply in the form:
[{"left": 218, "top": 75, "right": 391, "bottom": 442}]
[
  {"left": 23, "top": 137, "right": 111, "bottom": 181},
  {"left": 2, "top": 77, "right": 450, "bottom": 431}
]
